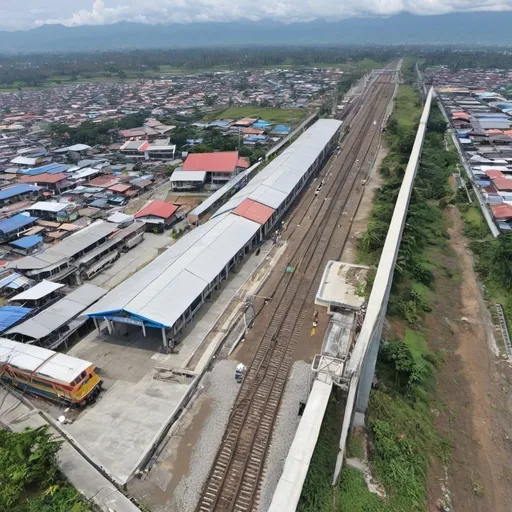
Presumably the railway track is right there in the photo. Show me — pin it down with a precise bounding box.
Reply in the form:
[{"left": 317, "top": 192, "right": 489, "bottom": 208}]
[{"left": 195, "top": 69, "right": 397, "bottom": 512}]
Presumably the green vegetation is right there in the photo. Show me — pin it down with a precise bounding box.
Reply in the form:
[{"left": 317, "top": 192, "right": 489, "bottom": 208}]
[
  {"left": 0, "top": 426, "right": 92, "bottom": 512},
  {"left": 458, "top": 199, "right": 512, "bottom": 322},
  {"left": 202, "top": 106, "right": 307, "bottom": 125},
  {"left": 301, "top": 65, "right": 458, "bottom": 511},
  {"left": 48, "top": 111, "right": 148, "bottom": 146},
  {"left": 0, "top": 48, "right": 396, "bottom": 89}
]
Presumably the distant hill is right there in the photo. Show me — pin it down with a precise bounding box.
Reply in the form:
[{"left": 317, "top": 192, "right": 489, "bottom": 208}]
[{"left": 1, "top": 12, "right": 512, "bottom": 53}]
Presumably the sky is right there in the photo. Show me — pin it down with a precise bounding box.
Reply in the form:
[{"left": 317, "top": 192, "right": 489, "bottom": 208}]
[{"left": 2, "top": 0, "right": 512, "bottom": 31}]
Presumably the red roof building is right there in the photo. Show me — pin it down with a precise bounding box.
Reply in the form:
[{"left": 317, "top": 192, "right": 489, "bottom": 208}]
[
  {"left": 108, "top": 184, "right": 134, "bottom": 194},
  {"left": 492, "top": 177, "right": 512, "bottom": 192},
  {"left": 135, "top": 200, "right": 178, "bottom": 221},
  {"left": 20, "top": 173, "right": 67, "bottom": 184},
  {"left": 233, "top": 198, "right": 275, "bottom": 225},
  {"left": 182, "top": 152, "right": 247, "bottom": 185},
  {"left": 485, "top": 170, "right": 505, "bottom": 180},
  {"left": 492, "top": 203, "right": 512, "bottom": 220}
]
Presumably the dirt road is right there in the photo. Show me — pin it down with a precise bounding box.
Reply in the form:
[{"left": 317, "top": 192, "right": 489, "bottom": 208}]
[{"left": 427, "top": 207, "right": 512, "bottom": 511}]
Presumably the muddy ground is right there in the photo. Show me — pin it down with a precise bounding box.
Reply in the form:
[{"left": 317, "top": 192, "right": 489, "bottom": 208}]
[{"left": 425, "top": 207, "right": 512, "bottom": 512}]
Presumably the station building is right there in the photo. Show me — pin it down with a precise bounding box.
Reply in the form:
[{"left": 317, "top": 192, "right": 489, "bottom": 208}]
[{"left": 83, "top": 119, "right": 342, "bottom": 347}]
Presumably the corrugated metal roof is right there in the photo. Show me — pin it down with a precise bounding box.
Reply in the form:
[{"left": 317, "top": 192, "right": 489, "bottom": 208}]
[
  {"left": 134, "top": 200, "right": 178, "bottom": 220},
  {"left": 26, "top": 201, "right": 70, "bottom": 213},
  {"left": 9, "top": 221, "right": 118, "bottom": 271},
  {"left": 0, "top": 214, "right": 38, "bottom": 235},
  {"left": 233, "top": 198, "right": 275, "bottom": 225},
  {"left": 183, "top": 151, "right": 239, "bottom": 173},
  {"left": 0, "top": 306, "right": 32, "bottom": 332},
  {"left": 0, "top": 338, "right": 92, "bottom": 384},
  {"left": 169, "top": 170, "right": 207, "bottom": 182},
  {"left": 0, "top": 184, "right": 40, "bottom": 201},
  {"left": 8, "top": 280, "right": 64, "bottom": 302},
  {"left": 84, "top": 212, "right": 260, "bottom": 328},
  {"left": 6, "top": 284, "right": 106, "bottom": 340},
  {"left": 9, "top": 235, "right": 43, "bottom": 249},
  {"left": 213, "top": 119, "right": 341, "bottom": 217}
]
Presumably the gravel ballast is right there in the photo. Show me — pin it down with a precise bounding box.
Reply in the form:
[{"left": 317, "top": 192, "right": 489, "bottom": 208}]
[
  {"left": 258, "top": 360, "right": 313, "bottom": 512},
  {"left": 169, "top": 359, "right": 240, "bottom": 512}
]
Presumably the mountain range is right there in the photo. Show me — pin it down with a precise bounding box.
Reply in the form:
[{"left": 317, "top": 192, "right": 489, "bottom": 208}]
[{"left": 0, "top": 12, "right": 510, "bottom": 53}]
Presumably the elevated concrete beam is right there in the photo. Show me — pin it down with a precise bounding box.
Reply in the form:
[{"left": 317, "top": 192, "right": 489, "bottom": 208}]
[{"left": 334, "top": 87, "right": 434, "bottom": 483}]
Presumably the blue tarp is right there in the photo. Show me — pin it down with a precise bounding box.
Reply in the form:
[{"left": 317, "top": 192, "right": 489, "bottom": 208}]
[
  {"left": 0, "top": 184, "right": 40, "bottom": 201},
  {"left": 20, "top": 163, "right": 71, "bottom": 176},
  {"left": 0, "top": 214, "right": 38, "bottom": 235},
  {"left": 9, "top": 235, "right": 43, "bottom": 249},
  {"left": 0, "top": 306, "right": 32, "bottom": 332}
]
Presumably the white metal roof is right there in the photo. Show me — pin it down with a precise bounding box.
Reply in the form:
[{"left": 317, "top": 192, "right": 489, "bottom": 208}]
[
  {"left": 213, "top": 119, "right": 341, "bottom": 217},
  {"left": 169, "top": 170, "right": 207, "bottom": 182},
  {"left": 6, "top": 284, "right": 106, "bottom": 340},
  {"left": 107, "top": 212, "right": 134, "bottom": 224},
  {"left": 84, "top": 212, "right": 260, "bottom": 327},
  {"left": 0, "top": 337, "right": 92, "bottom": 384},
  {"left": 69, "top": 167, "right": 103, "bottom": 181},
  {"left": 25, "top": 201, "right": 70, "bottom": 213},
  {"left": 9, "top": 221, "right": 118, "bottom": 271},
  {"left": 8, "top": 280, "right": 64, "bottom": 302}
]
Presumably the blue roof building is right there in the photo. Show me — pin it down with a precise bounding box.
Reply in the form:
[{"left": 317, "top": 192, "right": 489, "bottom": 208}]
[
  {"left": 9, "top": 235, "right": 44, "bottom": 255},
  {"left": 0, "top": 184, "right": 41, "bottom": 205},
  {"left": 0, "top": 214, "right": 38, "bottom": 242},
  {"left": 0, "top": 306, "right": 33, "bottom": 333},
  {"left": 20, "top": 163, "right": 71, "bottom": 176},
  {"left": 272, "top": 125, "right": 291, "bottom": 135}
]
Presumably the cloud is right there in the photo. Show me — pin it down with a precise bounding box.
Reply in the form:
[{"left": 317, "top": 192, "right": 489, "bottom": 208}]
[{"left": 3, "top": 0, "right": 512, "bottom": 31}]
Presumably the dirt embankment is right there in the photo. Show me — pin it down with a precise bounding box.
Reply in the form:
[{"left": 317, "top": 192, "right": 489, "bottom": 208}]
[{"left": 427, "top": 207, "right": 512, "bottom": 512}]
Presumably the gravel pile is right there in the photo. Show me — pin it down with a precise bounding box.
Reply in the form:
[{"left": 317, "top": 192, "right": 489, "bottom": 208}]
[
  {"left": 258, "top": 360, "right": 313, "bottom": 512},
  {"left": 170, "top": 359, "right": 240, "bottom": 512}
]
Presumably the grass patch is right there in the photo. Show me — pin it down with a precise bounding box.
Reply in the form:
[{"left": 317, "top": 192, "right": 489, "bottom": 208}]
[
  {"left": 393, "top": 86, "right": 422, "bottom": 130},
  {"left": 202, "top": 106, "right": 307, "bottom": 125}
]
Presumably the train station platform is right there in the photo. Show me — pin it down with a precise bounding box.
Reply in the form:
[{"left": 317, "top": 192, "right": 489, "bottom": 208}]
[{"left": 268, "top": 379, "right": 332, "bottom": 512}]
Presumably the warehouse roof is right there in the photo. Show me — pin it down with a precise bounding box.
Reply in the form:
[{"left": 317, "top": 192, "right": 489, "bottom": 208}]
[
  {"left": 84, "top": 212, "right": 260, "bottom": 328},
  {"left": 0, "top": 338, "right": 92, "bottom": 384},
  {"left": 233, "top": 198, "right": 275, "bottom": 225},
  {"left": 9, "top": 221, "right": 118, "bottom": 271},
  {"left": 9, "top": 280, "right": 64, "bottom": 302},
  {"left": 6, "top": 284, "right": 106, "bottom": 341},
  {"left": 135, "top": 200, "right": 178, "bottom": 220},
  {"left": 214, "top": 119, "right": 342, "bottom": 217},
  {"left": 0, "top": 184, "right": 40, "bottom": 201},
  {"left": 0, "top": 214, "right": 38, "bottom": 235},
  {"left": 0, "top": 306, "right": 33, "bottom": 332},
  {"left": 182, "top": 151, "right": 239, "bottom": 173}
]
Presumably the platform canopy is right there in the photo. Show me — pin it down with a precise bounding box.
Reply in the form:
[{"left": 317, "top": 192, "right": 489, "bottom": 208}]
[{"left": 84, "top": 212, "right": 260, "bottom": 329}]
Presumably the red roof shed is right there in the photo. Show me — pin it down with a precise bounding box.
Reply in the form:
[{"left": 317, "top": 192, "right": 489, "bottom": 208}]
[
  {"left": 135, "top": 200, "right": 178, "bottom": 220},
  {"left": 233, "top": 198, "right": 275, "bottom": 225}
]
